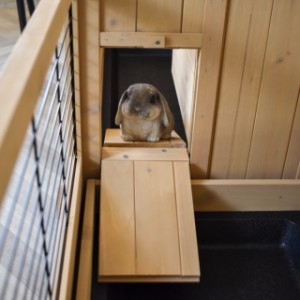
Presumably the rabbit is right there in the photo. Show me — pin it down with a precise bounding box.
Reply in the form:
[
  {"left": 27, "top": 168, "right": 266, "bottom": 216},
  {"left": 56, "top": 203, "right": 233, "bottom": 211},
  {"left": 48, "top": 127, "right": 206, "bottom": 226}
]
[{"left": 115, "top": 83, "right": 175, "bottom": 142}]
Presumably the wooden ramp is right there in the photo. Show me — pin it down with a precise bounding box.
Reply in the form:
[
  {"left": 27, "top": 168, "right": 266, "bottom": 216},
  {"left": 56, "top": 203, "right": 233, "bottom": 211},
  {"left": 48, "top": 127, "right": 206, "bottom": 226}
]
[{"left": 99, "top": 129, "right": 200, "bottom": 282}]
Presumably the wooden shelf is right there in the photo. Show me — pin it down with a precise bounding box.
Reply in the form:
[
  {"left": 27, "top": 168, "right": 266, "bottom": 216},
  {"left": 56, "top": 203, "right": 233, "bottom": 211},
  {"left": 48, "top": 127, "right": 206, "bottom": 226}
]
[{"left": 98, "top": 130, "right": 200, "bottom": 282}]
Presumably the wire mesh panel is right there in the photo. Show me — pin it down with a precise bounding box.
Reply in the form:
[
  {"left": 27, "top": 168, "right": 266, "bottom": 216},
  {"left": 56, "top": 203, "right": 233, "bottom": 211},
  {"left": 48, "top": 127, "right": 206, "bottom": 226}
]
[{"left": 0, "top": 9, "right": 77, "bottom": 300}]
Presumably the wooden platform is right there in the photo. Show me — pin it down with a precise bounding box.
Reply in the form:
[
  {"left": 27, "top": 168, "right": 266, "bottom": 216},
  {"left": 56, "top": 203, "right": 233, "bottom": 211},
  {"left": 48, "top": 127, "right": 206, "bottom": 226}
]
[{"left": 99, "top": 129, "right": 200, "bottom": 282}]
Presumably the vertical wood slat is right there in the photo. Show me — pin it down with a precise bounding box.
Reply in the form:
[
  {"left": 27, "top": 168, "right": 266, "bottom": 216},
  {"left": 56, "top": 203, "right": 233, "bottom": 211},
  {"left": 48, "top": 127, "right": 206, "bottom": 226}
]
[
  {"left": 76, "top": 179, "right": 95, "bottom": 300},
  {"left": 99, "top": 160, "right": 136, "bottom": 276},
  {"left": 100, "top": 0, "right": 137, "bottom": 32},
  {"left": 246, "top": 0, "right": 300, "bottom": 178},
  {"left": 173, "top": 162, "right": 200, "bottom": 276},
  {"left": 181, "top": 0, "right": 205, "bottom": 33},
  {"left": 137, "top": 0, "right": 183, "bottom": 33},
  {"left": 189, "top": 0, "right": 229, "bottom": 179},
  {"left": 210, "top": 0, "right": 273, "bottom": 179},
  {"left": 134, "top": 161, "right": 181, "bottom": 275},
  {"left": 171, "top": 49, "right": 199, "bottom": 146},
  {"left": 283, "top": 91, "right": 300, "bottom": 179},
  {"left": 78, "top": 0, "right": 103, "bottom": 179}
]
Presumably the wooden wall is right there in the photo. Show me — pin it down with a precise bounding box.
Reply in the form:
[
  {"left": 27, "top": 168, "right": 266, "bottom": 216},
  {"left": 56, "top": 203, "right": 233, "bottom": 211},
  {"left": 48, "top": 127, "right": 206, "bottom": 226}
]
[{"left": 174, "top": 0, "right": 300, "bottom": 180}]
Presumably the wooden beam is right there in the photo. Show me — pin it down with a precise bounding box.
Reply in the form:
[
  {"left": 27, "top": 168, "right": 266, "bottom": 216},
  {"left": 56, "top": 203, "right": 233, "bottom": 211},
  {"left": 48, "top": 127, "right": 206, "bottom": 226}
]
[
  {"left": 100, "top": 32, "right": 202, "bottom": 49},
  {"left": 192, "top": 179, "right": 300, "bottom": 211},
  {"left": 59, "top": 158, "right": 83, "bottom": 300},
  {"left": 189, "top": 0, "right": 228, "bottom": 178},
  {"left": 78, "top": 0, "right": 103, "bottom": 179},
  {"left": 76, "top": 179, "right": 96, "bottom": 300},
  {"left": 0, "top": 0, "right": 71, "bottom": 206}
]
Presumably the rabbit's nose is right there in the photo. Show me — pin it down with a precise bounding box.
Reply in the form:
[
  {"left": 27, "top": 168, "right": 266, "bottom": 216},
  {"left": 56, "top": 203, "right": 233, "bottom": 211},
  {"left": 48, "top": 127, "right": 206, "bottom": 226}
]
[{"left": 134, "top": 106, "right": 142, "bottom": 112}]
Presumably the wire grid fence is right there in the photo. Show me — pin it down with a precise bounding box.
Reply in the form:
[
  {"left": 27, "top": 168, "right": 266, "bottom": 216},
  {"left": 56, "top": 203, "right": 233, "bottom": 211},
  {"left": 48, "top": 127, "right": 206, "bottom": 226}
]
[{"left": 0, "top": 9, "right": 77, "bottom": 300}]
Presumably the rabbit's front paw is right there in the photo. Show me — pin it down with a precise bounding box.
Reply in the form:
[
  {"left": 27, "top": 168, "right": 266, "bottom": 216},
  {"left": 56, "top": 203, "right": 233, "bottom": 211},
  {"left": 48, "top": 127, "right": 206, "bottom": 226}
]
[{"left": 147, "top": 134, "right": 160, "bottom": 142}]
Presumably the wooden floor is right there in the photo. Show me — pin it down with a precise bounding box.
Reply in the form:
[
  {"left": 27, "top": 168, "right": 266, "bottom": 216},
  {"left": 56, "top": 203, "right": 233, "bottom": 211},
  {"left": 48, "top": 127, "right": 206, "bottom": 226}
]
[{"left": 0, "top": 2, "right": 20, "bottom": 71}]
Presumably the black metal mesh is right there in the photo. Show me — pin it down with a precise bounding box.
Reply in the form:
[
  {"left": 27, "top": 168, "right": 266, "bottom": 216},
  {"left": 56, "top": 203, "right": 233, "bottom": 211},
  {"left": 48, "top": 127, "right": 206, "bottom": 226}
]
[{"left": 0, "top": 9, "right": 77, "bottom": 300}]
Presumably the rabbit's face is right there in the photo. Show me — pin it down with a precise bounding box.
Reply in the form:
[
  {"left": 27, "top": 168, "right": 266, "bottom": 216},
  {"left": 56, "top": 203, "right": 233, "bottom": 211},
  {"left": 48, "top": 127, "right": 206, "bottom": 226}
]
[{"left": 121, "top": 84, "right": 163, "bottom": 121}]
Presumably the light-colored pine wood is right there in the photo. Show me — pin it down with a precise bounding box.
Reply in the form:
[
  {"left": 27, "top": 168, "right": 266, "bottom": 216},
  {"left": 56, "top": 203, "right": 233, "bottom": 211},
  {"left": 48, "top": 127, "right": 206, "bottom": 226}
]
[
  {"left": 59, "top": 158, "right": 83, "bottom": 300},
  {"left": 283, "top": 90, "right": 300, "bottom": 179},
  {"left": 101, "top": 0, "right": 136, "bottom": 32},
  {"left": 99, "top": 160, "right": 136, "bottom": 276},
  {"left": 100, "top": 32, "right": 202, "bottom": 48},
  {"left": 135, "top": 161, "right": 181, "bottom": 275},
  {"left": 78, "top": 0, "right": 102, "bottom": 179},
  {"left": 181, "top": 0, "right": 205, "bottom": 33},
  {"left": 0, "top": 0, "right": 71, "bottom": 206},
  {"left": 192, "top": 179, "right": 300, "bottom": 212},
  {"left": 102, "top": 147, "right": 189, "bottom": 161},
  {"left": 76, "top": 179, "right": 95, "bottom": 300},
  {"left": 173, "top": 162, "right": 200, "bottom": 277},
  {"left": 104, "top": 129, "right": 186, "bottom": 148},
  {"left": 189, "top": 0, "right": 228, "bottom": 179},
  {"left": 246, "top": 0, "right": 300, "bottom": 178},
  {"left": 210, "top": 0, "right": 273, "bottom": 179},
  {"left": 137, "top": 0, "right": 183, "bottom": 33},
  {"left": 171, "top": 49, "right": 198, "bottom": 145}
]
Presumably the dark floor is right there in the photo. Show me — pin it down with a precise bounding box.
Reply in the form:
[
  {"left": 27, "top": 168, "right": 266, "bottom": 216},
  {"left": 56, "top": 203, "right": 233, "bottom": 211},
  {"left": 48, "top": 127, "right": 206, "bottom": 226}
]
[{"left": 92, "top": 211, "right": 300, "bottom": 300}]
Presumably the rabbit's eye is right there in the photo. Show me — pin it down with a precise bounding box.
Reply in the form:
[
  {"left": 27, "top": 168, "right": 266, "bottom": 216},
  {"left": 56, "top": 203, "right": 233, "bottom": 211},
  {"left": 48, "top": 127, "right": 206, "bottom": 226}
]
[
  {"left": 149, "top": 95, "right": 156, "bottom": 104},
  {"left": 123, "top": 91, "right": 129, "bottom": 100}
]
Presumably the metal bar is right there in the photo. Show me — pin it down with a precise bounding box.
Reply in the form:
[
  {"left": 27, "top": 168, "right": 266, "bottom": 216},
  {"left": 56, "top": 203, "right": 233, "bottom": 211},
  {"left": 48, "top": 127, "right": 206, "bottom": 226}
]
[{"left": 16, "top": 0, "right": 27, "bottom": 31}]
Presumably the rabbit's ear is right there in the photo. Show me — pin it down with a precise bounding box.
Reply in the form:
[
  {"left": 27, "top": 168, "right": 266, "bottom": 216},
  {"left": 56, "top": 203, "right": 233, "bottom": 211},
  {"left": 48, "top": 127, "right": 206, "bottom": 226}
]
[
  {"left": 115, "top": 90, "right": 128, "bottom": 125},
  {"left": 158, "top": 92, "right": 175, "bottom": 129}
]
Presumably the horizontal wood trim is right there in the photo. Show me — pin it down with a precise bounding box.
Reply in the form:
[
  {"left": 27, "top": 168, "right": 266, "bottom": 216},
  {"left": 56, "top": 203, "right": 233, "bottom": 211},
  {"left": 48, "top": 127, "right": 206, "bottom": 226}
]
[
  {"left": 100, "top": 32, "right": 202, "bottom": 48},
  {"left": 59, "top": 158, "right": 83, "bottom": 300},
  {"left": 99, "top": 276, "right": 200, "bottom": 283},
  {"left": 76, "top": 179, "right": 95, "bottom": 300},
  {"left": 0, "top": 0, "right": 71, "bottom": 205},
  {"left": 102, "top": 147, "right": 189, "bottom": 161},
  {"left": 192, "top": 179, "right": 300, "bottom": 211}
]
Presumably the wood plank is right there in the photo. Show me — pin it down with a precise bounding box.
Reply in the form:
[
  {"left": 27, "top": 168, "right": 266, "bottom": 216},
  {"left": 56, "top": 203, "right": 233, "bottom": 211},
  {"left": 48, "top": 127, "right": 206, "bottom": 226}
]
[
  {"left": 137, "top": 0, "right": 183, "bottom": 33},
  {"left": 210, "top": 0, "right": 273, "bottom": 179},
  {"left": 192, "top": 179, "right": 300, "bottom": 212},
  {"left": 134, "top": 161, "right": 181, "bottom": 275},
  {"left": 182, "top": 0, "right": 205, "bottom": 33},
  {"left": 283, "top": 91, "right": 300, "bottom": 179},
  {"left": 103, "top": 129, "right": 186, "bottom": 148},
  {"left": 189, "top": 0, "right": 228, "bottom": 179},
  {"left": 173, "top": 162, "right": 200, "bottom": 277},
  {"left": 99, "top": 276, "right": 199, "bottom": 283},
  {"left": 102, "top": 147, "right": 189, "bottom": 161},
  {"left": 59, "top": 158, "right": 82, "bottom": 300},
  {"left": 78, "top": 0, "right": 102, "bottom": 179},
  {"left": 0, "top": 0, "right": 71, "bottom": 206},
  {"left": 171, "top": 49, "right": 198, "bottom": 145},
  {"left": 99, "top": 160, "right": 136, "bottom": 276},
  {"left": 246, "top": 0, "right": 300, "bottom": 178},
  {"left": 100, "top": 0, "right": 137, "bottom": 32},
  {"left": 100, "top": 32, "right": 202, "bottom": 49},
  {"left": 76, "top": 179, "right": 95, "bottom": 300}
]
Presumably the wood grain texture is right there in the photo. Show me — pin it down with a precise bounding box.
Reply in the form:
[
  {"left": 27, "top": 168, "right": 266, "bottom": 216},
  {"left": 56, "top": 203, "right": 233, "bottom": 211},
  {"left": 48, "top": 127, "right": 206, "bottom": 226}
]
[
  {"left": 101, "top": 0, "right": 136, "bottom": 32},
  {"left": 137, "top": 0, "right": 183, "bottom": 32},
  {"left": 59, "top": 158, "right": 82, "bottom": 300},
  {"left": 246, "top": 0, "right": 300, "bottom": 178},
  {"left": 78, "top": 0, "right": 102, "bottom": 179},
  {"left": 192, "top": 179, "right": 300, "bottom": 211},
  {"left": 171, "top": 49, "right": 198, "bottom": 145},
  {"left": 283, "top": 90, "right": 300, "bottom": 179},
  {"left": 189, "top": 0, "right": 228, "bottom": 179},
  {"left": 99, "top": 160, "right": 136, "bottom": 276},
  {"left": 76, "top": 179, "right": 95, "bottom": 300},
  {"left": 100, "top": 32, "right": 202, "bottom": 48},
  {"left": 210, "top": 0, "right": 273, "bottom": 179},
  {"left": 174, "top": 162, "right": 200, "bottom": 277},
  {"left": 134, "top": 161, "right": 181, "bottom": 275},
  {"left": 181, "top": 0, "right": 205, "bottom": 33}
]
